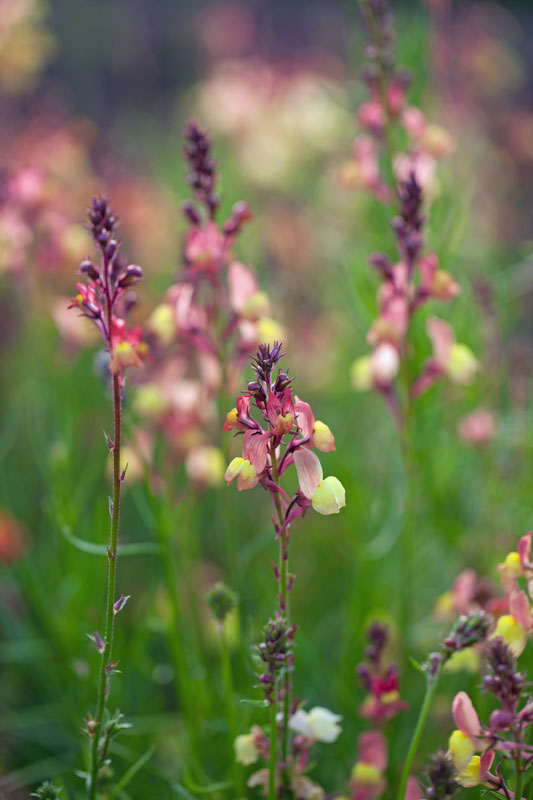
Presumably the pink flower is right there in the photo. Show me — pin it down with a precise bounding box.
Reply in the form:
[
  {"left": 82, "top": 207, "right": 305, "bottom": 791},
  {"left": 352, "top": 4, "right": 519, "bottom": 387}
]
[
  {"left": 184, "top": 222, "right": 227, "bottom": 274},
  {"left": 350, "top": 731, "right": 387, "bottom": 800},
  {"left": 357, "top": 101, "right": 387, "bottom": 135},
  {"left": 293, "top": 396, "right": 335, "bottom": 452},
  {"left": 457, "top": 408, "right": 497, "bottom": 447},
  {"left": 294, "top": 449, "right": 346, "bottom": 515},
  {"left": 418, "top": 252, "right": 461, "bottom": 302}
]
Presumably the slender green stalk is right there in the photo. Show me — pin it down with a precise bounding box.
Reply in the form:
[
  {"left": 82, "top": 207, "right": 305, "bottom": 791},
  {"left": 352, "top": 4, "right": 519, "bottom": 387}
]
[
  {"left": 89, "top": 373, "right": 122, "bottom": 800},
  {"left": 514, "top": 744, "right": 523, "bottom": 800},
  {"left": 154, "top": 503, "right": 204, "bottom": 741},
  {"left": 219, "top": 626, "right": 244, "bottom": 795},
  {"left": 270, "top": 446, "right": 291, "bottom": 794},
  {"left": 396, "top": 667, "right": 441, "bottom": 800},
  {"left": 268, "top": 702, "right": 278, "bottom": 800}
]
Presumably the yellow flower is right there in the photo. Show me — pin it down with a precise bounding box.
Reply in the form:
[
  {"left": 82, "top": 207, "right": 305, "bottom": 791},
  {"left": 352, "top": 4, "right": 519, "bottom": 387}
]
[
  {"left": 351, "top": 762, "right": 381, "bottom": 785},
  {"left": 446, "top": 344, "right": 479, "bottom": 385},
  {"left": 312, "top": 420, "right": 335, "bottom": 452},
  {"left": 493, "top": 614, "right": 527, "bottom": 657},
  {"left": 311, "top": 476, "right": 346, "bottom": 515},
  {"left": 149, "top": 303, "right": 175, "bottom": 345},
  {"left": 234, "top": 733, "right": 258, "bottom": 766},
  {"left": 456, "top": 755, "right": 482, "bottom": 788},
  {"left": 448, "top": 729, "right": 476, "bottom": 772},
  {"left": 350, "top": 356, "right": 372, "bottom": 391}
]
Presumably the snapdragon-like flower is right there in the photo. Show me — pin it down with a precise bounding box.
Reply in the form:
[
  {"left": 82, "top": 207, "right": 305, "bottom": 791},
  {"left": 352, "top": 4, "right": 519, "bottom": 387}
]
[
  {"left": 492, "top": 590, "right": 532, "bottom": 657},
  {"left": 224, "top": 342, "right": 346, "bottom": 519},
  {"left": 68, "top": 197, "right": 145, "bottom": 379},
  {"left": 288, "top": 706, "right": 342, "bottom": 744},
  {"left": 339, "top": 0, "right": 455, "bottom": 204},
  {"left": 356, "top": 622, "right": 408, "bottom": 724},
  {"left": 351, "top": 172, "right": 471, "bottom": 426}
]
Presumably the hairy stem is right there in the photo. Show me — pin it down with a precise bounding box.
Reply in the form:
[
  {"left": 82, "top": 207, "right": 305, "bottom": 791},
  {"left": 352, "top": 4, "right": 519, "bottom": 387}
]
[
  {"left": 269, "top": 701, "right": 278, "bottom": 800},
  {"left": 89, "top": 372, "right": 122, "bottom": 800}
]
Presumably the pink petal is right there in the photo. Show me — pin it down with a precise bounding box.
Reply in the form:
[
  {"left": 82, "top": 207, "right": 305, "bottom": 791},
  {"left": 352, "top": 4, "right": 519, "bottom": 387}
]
[
  {"left": 405, "top": 777, "right": 423, "bottom": 800},
  {"left": 510, "top": 590, "right": 532, "bottom": 631},
  {"left": 426, "top": 316, "right": 455, "bottom": 368},
  {"left": 452, "top": 692, "right": 481, "bottom": 738},
  {"left": 418, "top": 252, "right": 438, "bottom": 289},
  {"left": 243, "top": 430, "right": 269, "bottom": 474},
  {"left": 357, "top": 730, "right": 387, "bottom": 772},
  {"left": 294, "top": 449, "right": 323, "bottom": 500},
  {"left": 518, "top": 533, "right": 532, "bottom": 568},
  {"left": 228, "top": 261, "right": 258, "bottom": 313},
  {"left": 480, "top": 750, "right": 495, "bottom": 779},
  {"left": 294, "top": 395, "right": 315, "bottom": 440}
]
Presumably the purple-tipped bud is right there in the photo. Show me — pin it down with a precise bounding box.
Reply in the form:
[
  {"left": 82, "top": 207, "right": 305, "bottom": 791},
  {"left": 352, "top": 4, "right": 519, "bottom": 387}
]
[
  {"left": 489, "top": 708, "right": 513, "bottom": 732},
  {"left": 80, "top": 259, "right": 100, "bottom": 281},
  {"left": 87, "top": 630, "right": 105, "bottom": 654},
  {"left": 369, "top": 252, "right": 393, "bottom": 280},
  {"left": 181, "top": 200, "right": 201, "bottom": 225},
  {"left": 113, "top": 595, "right": 131, "bottom": 615},
  {"left": 118, "top": 264, "right": 143, "bottom": 288}
]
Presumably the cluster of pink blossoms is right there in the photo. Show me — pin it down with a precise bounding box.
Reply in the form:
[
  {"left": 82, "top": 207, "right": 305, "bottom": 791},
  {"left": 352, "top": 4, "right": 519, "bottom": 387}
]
[
  {"left": 350, "top": 172, "right": 477, "bottom": 425},
  {"left": 224, "top": 342, "right": 345, "bottom": 518},
  {"left": 68, "top": 197, "right": 145, "bottom": 378},
  {"left": 443, "top": 532, "right": 533, "bottom": 791},
  {"left": 337, "top": 0, "right": 454, "bottom": 201},
  {"left": 132, "top": 120, "right": 284, "bottom": 486}
]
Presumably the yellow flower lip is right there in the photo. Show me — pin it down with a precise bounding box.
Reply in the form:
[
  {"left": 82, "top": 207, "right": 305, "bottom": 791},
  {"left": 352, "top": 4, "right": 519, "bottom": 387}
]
[{"left": 448, "top": 729, "right": 476, "bottom": 772}]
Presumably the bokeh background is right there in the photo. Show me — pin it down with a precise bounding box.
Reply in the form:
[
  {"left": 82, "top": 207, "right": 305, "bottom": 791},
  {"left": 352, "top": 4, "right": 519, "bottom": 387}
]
[{"left": 1, "top": 0, "right": 533, "bottom": 798}]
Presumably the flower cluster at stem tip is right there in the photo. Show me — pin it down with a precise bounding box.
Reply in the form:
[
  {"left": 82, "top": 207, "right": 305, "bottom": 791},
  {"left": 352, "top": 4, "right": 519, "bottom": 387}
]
[{"left": 224, "top": 342, "right": 346, "bottom": 517}]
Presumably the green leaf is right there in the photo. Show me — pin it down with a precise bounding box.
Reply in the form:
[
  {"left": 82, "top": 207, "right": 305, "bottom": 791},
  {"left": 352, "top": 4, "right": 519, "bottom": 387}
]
[
  {"left": 239, "top": 698, "right": 268, "bottom": 708},
  {"left": 60, "top": 524, "right": 159, "bottom": 556},
  {"left": 409, "top": 657, "right": 424, "bottom": 675}
]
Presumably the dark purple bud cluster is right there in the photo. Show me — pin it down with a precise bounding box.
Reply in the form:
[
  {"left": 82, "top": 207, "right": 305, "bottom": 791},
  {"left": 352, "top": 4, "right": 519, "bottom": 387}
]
[
  {"left": 482, "top": 638, "right": 527, "bottom": 712},
  {"left": 360, "top": 0, "right": 395, "bottom": 71},
  {"left": 391, "top": 172, "right": 424, "bottom": 265},
  {"left": 182, "top": 119, "right": 220, "bottom": 220},
  {"left": 442, "top": 610, "right": 492, "bottom": 660},
  {"left": 423, "top": 751, "right": 458, "bottom": 800},
  {"left": 256, "top": 615, "right": 295, "bottom": 705},
  {"left": 363, "top": 621, "right": 389, "bottom": 667}
]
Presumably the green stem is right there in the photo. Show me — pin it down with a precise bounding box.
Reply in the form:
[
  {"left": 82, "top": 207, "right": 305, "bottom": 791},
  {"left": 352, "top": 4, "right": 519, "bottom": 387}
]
[
  {"left": 220, "top": 626, "right": 244, "bottom": 795},
  {"left": 154, "top": 503, "right": 204, "bottom": 743},
  {"left": 268, "top": 702, "right": 278, "bottom": 800},
  {"left": 270, "top": 446, "right": 291, "bottom": 794},
  {"left": 396, "top": 667, "right": 441, "bottom": 800},
  {"left": 89, "top": 373, "right": 122, "bottom": 800},
  {"left": 514, "top": 746, "right": 523, "bottom": 800}
]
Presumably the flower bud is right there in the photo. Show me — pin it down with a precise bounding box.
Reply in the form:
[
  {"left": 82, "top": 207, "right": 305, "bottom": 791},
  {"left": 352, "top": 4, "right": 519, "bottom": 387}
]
[
  {"left": 312, "top": 420, "right": 335, "bottom": 452},
  {"left": 206, "top": 582, "right": 239, "bottom": 623},
  {"left": 80, "top": 260, "right": 100, "bottom": 281},
  {"left": 119, "top": 264, "right": 143, "bottom": 288}
]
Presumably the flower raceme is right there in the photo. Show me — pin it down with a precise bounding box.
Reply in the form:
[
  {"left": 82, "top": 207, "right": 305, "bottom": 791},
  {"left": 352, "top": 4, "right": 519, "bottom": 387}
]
[
  {"left": 223, "top": 343, "right": 346, "bottom": 518},
  {"left": 68, "top": 197, "right": 145, "bottom": 378}
]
